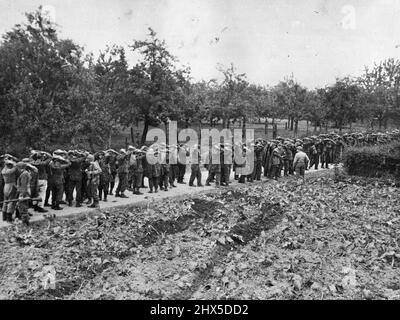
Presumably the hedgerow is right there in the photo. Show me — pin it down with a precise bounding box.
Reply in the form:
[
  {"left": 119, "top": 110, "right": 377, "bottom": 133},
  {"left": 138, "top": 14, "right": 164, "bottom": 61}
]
[{"left": 343, "top": 142, "right": 400, "bottom": 178}]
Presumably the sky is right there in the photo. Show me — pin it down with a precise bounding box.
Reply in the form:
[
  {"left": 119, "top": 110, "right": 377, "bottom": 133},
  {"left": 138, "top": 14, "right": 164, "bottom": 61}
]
[{"left": 1, "top": 0, "right": 400, "bottom": 89}]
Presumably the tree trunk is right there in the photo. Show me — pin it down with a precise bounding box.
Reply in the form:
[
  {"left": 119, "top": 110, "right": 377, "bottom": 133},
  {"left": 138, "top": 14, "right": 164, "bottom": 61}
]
[
  {"left": 130, "top": 126, "right": 135, "bottom": 144},
  {"left": 264, "top": 118, "right": 268, "bottom": 135},
  {"left": 141, "top": 118, "right": 149, "bottom": 145},
  {"left": 290, "top": 117, "right": 294, "bottom": 131},
  {"left": 306, "top": 120, "right": 309, "bottom": 136},
  {"left": 242, "top": 116, "right": 246, "bottom": 139},
  {"left": 294, "top": 119, "right": 298, "bottom": 138},
  {"left": 165, "top": 121, "right": 169, "bottom": 146}
]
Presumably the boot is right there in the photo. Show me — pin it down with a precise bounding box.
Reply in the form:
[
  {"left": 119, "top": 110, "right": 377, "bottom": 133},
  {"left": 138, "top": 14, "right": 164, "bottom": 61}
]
[
  {"left": 2, "top": 212, "right": 6, "bottom": 221},
  {"left": 68, "top": 201, "right": 73, "bottom": 207},
  {"left": 76, "top": 202, "right": 82, "bottom": 208},
  {"left": 53, "top": 205, "right": 63, "bottom": 211},
  {"left": 36, "top": 206, "right": 48, "bottom": 213},
  {"left": 119, "top": 193, "right": 128, "bottom": 198},
  {"left": 44, "top": 202, "right": 51, "bottom": 207},
  {"left": 134, "top": 189, "right": 143, "bottom": 195}
]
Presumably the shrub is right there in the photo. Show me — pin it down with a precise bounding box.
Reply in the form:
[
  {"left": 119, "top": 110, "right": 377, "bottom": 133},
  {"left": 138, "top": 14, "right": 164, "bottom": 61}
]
[{"left": 343, "top": 142, "right": 400, "bottom": 178}]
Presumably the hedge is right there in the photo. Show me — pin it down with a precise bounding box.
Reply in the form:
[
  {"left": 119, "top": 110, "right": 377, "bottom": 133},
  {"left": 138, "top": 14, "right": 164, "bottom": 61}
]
[{"left": 343, "top": 142, "right": 400, "bottom": 178}]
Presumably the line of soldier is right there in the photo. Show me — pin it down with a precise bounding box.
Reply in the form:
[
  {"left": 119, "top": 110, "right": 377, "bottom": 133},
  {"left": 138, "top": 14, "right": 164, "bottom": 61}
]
[{"left": 1, "top": 130, "right": 399, "bottom": 225}]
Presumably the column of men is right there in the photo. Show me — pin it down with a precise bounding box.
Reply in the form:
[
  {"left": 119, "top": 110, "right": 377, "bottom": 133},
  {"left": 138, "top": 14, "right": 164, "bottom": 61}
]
[{"left": 1, "top": 130, "right": 399, "bottom": 225}]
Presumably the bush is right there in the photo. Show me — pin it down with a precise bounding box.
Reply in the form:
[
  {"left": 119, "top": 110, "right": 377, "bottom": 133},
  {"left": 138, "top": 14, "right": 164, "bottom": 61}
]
[{"left": 343, "top": 142, "right": 400, "bottom": 178}]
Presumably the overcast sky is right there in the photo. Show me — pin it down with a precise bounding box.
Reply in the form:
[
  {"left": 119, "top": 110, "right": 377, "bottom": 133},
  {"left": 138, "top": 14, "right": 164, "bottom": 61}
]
[{"left": 1, "top": 0, "right": 400, "bottom": 89}]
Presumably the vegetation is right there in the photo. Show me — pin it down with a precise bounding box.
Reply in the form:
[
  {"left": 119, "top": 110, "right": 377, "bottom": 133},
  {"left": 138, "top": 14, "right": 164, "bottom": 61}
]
[
  {"left": 343, "top": 142, "right": 400, "bottom": 178},
  {"left": 1, "top": 7, "right": 400, "bottom": 155}
]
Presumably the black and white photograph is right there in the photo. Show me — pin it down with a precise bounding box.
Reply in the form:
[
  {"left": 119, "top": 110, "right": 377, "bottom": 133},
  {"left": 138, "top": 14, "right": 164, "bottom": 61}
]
[{"left": 1, "top": 0, "right": 400, "bottom": 305}]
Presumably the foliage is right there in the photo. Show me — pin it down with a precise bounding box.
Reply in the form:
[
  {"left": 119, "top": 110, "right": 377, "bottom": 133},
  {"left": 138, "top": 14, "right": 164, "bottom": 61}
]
[{"left": 343, "top": 141, "right": 400, "bottom": 178}]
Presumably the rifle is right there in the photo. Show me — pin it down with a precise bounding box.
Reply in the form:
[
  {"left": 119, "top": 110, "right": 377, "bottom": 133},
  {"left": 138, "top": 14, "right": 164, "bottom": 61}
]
[{"left": 0, "top": 197, "right": 42, "bottom": 205}]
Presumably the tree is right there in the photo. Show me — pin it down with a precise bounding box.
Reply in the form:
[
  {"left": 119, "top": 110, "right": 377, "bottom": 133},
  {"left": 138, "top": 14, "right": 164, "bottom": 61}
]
[
  {"left": 359, "top": 58, "right": 400, "bottom": 129},
  {"left": 323, "top": 77, "right": 361, "bottom": 133},
  {"left": 127, "top": 28, "right": 190, "bottom": 144},
  {"left": 274, "top": 77, "right": 308, "bottom": 137},
  {"left": 0, "top": 7, "right": 112, "bottom": 153}
]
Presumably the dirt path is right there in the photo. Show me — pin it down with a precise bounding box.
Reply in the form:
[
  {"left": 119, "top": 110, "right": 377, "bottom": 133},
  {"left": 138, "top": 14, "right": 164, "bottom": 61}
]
[{"left": 0, "top": 166, "right": 333, "bottom": 229}]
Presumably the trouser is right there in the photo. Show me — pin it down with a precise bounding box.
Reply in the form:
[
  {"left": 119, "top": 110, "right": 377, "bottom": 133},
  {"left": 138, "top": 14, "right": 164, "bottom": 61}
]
[
  {"left": 158, "top": 170, "right": 169, "bottom": 190},
  {"left": 253, "top": 161, "right": 262, "bottom": 180},
  {"left": 310, "top": 155, "right": 319, "bottom": 170},
  {"left": 64, "top": 176, "right": 69, "bottom": 201},
  {"left": 116, "top": 172, "right": 128, "bottom": 194},
  {"left": 221, "top": 165, "right": 230, "bottom": 185},
  {"left": 132, "top": 172, "right": 143, "bottom": 190},
  {"left": 2, "top": 183, "right": 17, "bottom": 215},
  {"left": 271, "top": 165, "right": 281, "bottom": 179},
  {"left": 0, "top": 179, "right": 4, "bottom": 203},
  {"left": 81, "top": 174, "right": 88, "bottom": 200},
  {"left": 88, "top": 182, "right": 99, "bottom": 204},
  {"left": 45, "top": 181, "right": 53, "bottom": 204},
  {"left": 169, "top": 165, "right": 179, "bottom": 186},
  {"left": 295, "top": 164, "right": 306, "bottom": 177},
  {"left": 17, "top": 193, "right": 30, "bottom": 224},
  {"left": 283, "top": 160, "right": 292, "bottom": 176},
  {"left": 189, "top": 165, "right": 202, "bottom": 186},
  {"left": 177, "top": 164, "right": 186, "bottom": 182},
  {"left": 321, "top": 154, "right": 330, "bottom": 169},
  {"left": 67, "top": 179, "right": 82, "bottom": 204},
  {"left": 206, "top": 170, "right": 220, "bottom": 186},
  {"left": 128, "top": 169, "right": 135, "bottom": 189},
  {"left": 98, "top": 180, "right": 109, "bottom": 200},
  {"left": 109, "top": 172, "right": 116, "bottom": 194},
  {"left": 148, "top": 176, "right": 159, "bottom": 191},
  {"left": 51, "top": 182, "right": 64, "bottom": 207},
  {"left": 34, "top": 179, "right": 47, "bottom": 208}
]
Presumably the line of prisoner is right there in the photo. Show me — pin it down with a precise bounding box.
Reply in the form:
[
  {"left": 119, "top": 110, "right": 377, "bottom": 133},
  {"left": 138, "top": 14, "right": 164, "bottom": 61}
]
[{"left": 1, "top": 130, "right": 399, "bottom": 225}]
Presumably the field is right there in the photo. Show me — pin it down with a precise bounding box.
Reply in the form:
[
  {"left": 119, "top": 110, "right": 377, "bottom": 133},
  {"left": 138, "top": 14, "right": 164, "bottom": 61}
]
[{"left": 1, "top": 170, "right": 400, "bottom": 300}]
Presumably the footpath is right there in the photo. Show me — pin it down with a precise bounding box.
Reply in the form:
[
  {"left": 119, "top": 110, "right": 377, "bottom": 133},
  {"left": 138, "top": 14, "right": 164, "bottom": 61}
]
[{"left": 0, "top": 166, "right": 333, "bottom": 228}]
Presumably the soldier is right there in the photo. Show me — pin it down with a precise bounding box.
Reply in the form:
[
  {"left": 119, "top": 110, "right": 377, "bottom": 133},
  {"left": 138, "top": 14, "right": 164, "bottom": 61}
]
[
  {"left": 309, "top": 142, "right": 320, "bottom": 170},
  {"left": 159, "top": 145, "right": 170, "bottom": 191},
  {"left": 147, "top": 148, "right": 161, "bottom": 193},
  {"left": 169, "top": 145, "right": 178, "bottom": 188},
  {"left": 221, "top": 143, "right": 232, "bottom": 186},
  {"left": 66, "top": 150, "right": 85, "bottom": 207},
  {"left": 106, "top": 149, "right": 118, "bottom": 195},
  {"left": 205, "top": 145, "right": 221, "bottom": 187},
  {"left": 189, "top": 144, "right": 202, "bottom": 187},
  {"left": 80, "top": 151, "right": 91, "bottom": 204},
  {"left": 132, "top": 147, "right": 146, "bottom": 195},
  {"left": 22, "top": 158, "right": 38, "bottom": 214},
  {"left": 252, "top": 141, "right": 263, "bottom": 181},
  {"left": 97, "top": 151, "right": 111, "bottom": 202},
  {"left": 85, "top": 154, "right": 102, "bottom": 208},
  {"left": 16, "top": 161, "right": 32, "bottom": 226},
  {"left": 177, "top": 144, "right": 188, "bottom": 184},
  {"left": 1, "top": 158, "right": 18, "bottom": 222},
  {"left": 127, "top": 145, "right": 136, "bottom": 191},
  {"left": 115, "top": 149, "right": 129, "bottom": 198},
  {"left": 283, "top": 142, "right": 294, "bottom": 176},
  {"left": 270, "top": 144, "right": 283, "bottom": 180},
  {"left": 30, "top": 151, "right": 51, "bottom": 212},
  {"left": 49, "top": 155, "right": 71, "bottom": 210},
  {"left": 293, "top": 146, "right": 310, "bottom": 181}
]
